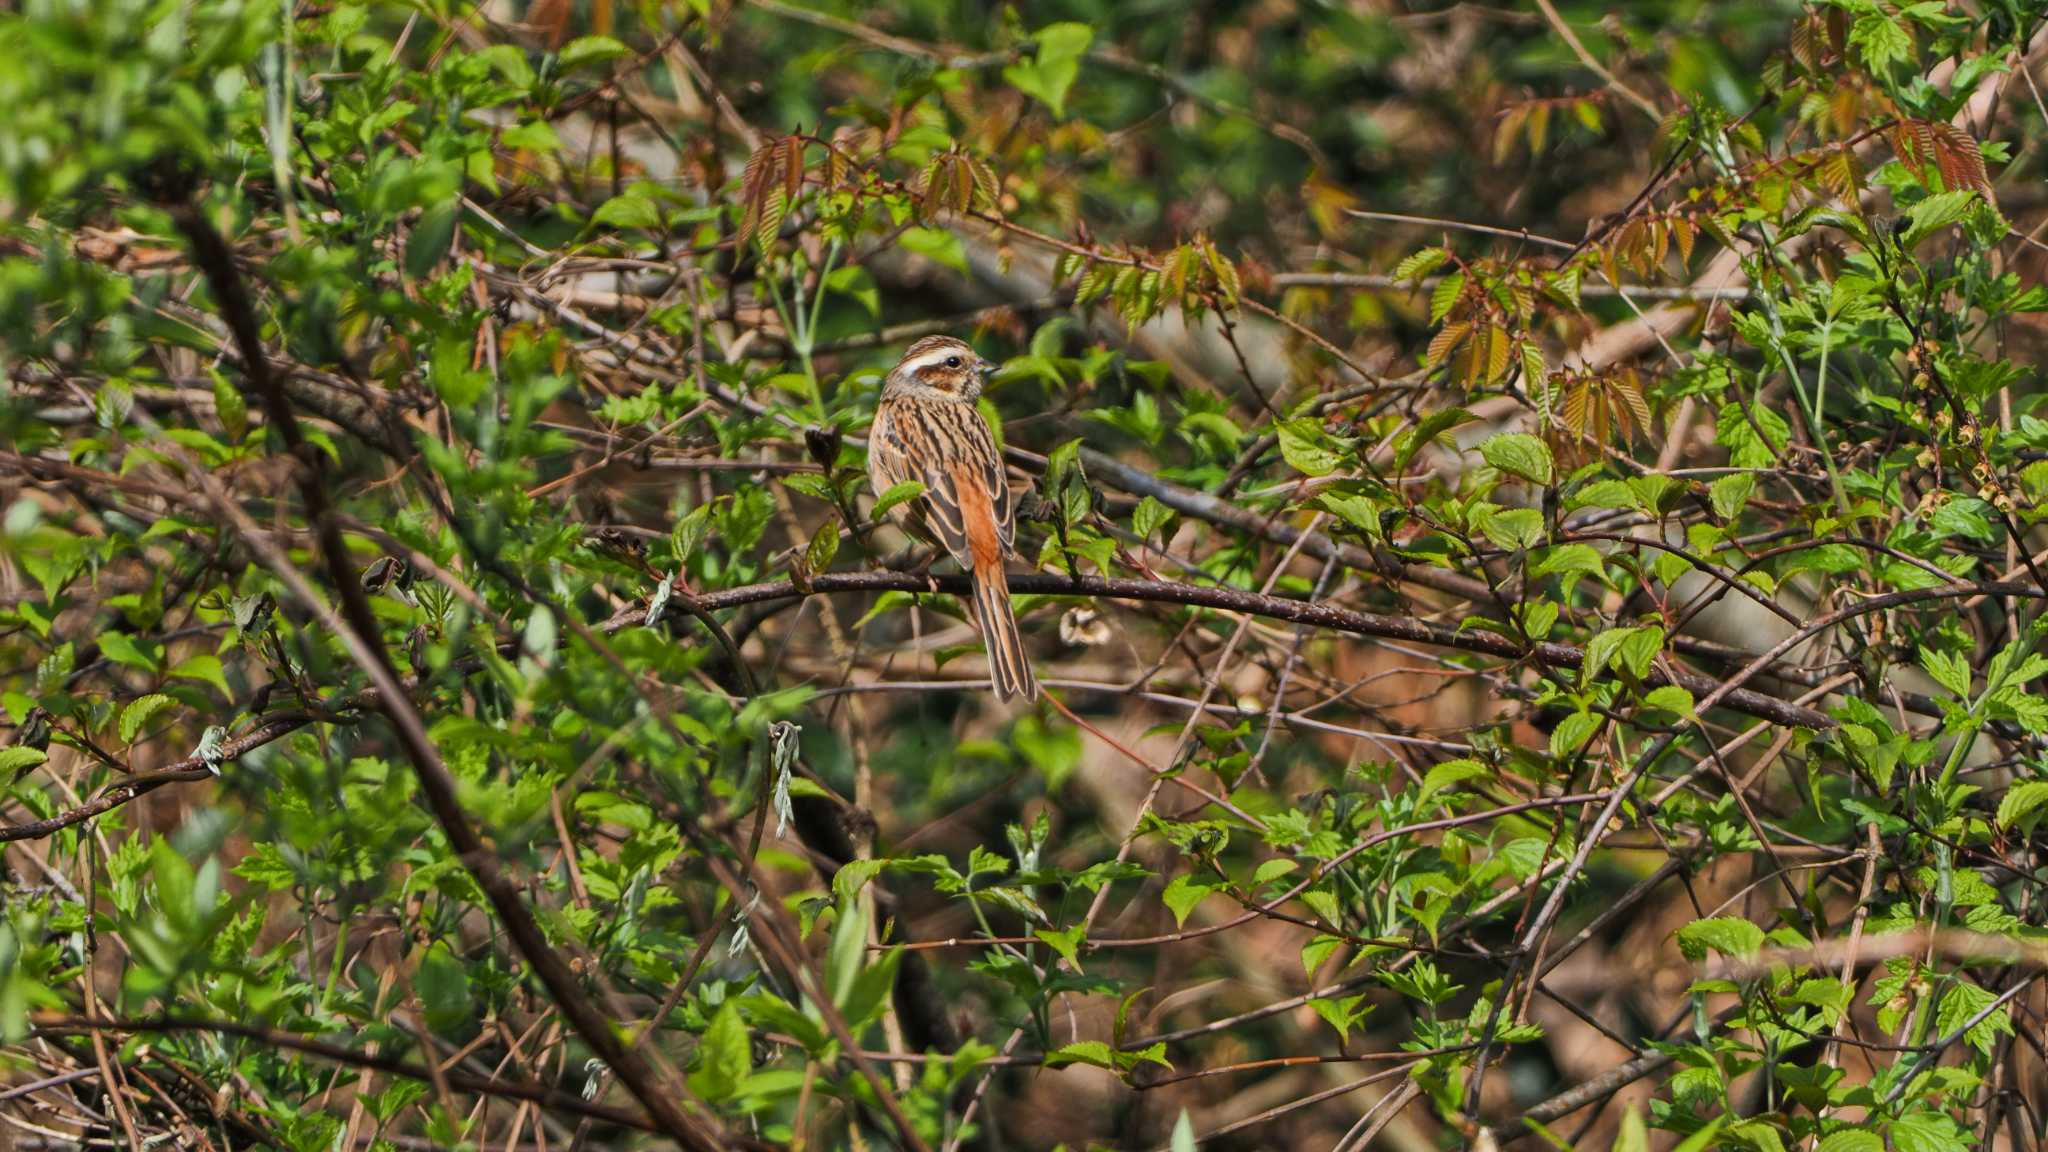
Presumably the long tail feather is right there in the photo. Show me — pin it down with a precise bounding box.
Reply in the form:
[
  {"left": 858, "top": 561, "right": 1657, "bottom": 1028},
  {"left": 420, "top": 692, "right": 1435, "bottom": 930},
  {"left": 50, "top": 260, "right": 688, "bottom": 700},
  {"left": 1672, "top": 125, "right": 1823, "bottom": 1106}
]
[{"left": 971, "top": 563, "right": 1037, "bottom": 702}]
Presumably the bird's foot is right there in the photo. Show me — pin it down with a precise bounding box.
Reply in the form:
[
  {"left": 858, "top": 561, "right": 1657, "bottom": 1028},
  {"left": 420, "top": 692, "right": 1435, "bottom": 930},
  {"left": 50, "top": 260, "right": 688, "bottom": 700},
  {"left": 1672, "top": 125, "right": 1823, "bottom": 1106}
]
[{"left": 882, "top": 544, "right": 941, "bottom": 591}]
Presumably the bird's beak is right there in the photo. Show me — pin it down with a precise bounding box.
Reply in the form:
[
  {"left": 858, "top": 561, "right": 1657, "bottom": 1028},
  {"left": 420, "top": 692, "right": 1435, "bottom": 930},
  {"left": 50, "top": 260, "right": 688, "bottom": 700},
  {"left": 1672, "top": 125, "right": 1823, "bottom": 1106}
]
[{"left": 976, "top": 358, "right": 998, "bottom": 379}]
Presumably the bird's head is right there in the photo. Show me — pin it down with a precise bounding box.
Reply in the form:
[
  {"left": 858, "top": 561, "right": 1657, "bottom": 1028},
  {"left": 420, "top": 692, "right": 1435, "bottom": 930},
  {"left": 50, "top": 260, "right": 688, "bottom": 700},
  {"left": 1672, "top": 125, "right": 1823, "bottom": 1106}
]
[{"left": 883, "top": 335, "right": 995, "bottom": 402}]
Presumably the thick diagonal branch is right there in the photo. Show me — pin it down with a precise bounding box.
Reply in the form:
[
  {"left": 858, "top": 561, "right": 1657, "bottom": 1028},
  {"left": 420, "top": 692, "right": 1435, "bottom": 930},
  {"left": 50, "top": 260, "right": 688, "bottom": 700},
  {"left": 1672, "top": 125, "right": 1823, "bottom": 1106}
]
[{"left": 163, "top": 189, "right": 732, "bottom": 1152}]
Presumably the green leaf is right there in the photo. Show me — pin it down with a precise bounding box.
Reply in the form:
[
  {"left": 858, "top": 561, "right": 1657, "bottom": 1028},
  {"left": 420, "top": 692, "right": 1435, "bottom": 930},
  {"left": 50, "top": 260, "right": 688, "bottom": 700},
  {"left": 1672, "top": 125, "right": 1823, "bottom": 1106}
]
[
  {"left": 1902, "top": 190, "right": 1977, "bottom": 247},
  {"left": 405, "top": 200, "right": 459, "bottom": 278},
  {"left": 1316, "top": 492, "right": 1383, "bottom": 538},
  {"left": 1251, "top": 858, "right": 1297, "bottom": 885},
  {"left": 0, "top": 746, "right": 47, "bottom": 775},
  {"left": 1311, "top": 993, "right": 1370, "bottom": 1042},
  {"left": 1670, "top": 1118, "right": 1729, "bottom": 1152},
  {"left": 872, "top": 479, "right": 926, "bottom": 519},
  {"left": 1849, "top": 13, "right": 1913, "bottom": 73},
  {"left": 824, "top": 265, "right": 880, "bottom": 317},
  {"left": 558, "top": 35, "right": 632, "bottom": 72},
  {"left": 416, "top": 944, "right": 472, "bottom": 1032},
  {"left": 96, "top": 632, "right": 158, "bottom": 674},
  {"left": 168, "top": 654, "right": 231, "bottom": 698},
  {"left": 1585, "top": 625, "right": 1661, "bottom": 683},
  {"left": 691, "top": 1001, "right": 752, "bottom": 1102},
  {"left": 833, "top": 858, "right": 886, "bottom": 904},
  {"left": 1394, "top": 246, "right": 1448, "bottom": 281},
  {"left": 1533, "top": 543, "right": 1606, "bottom": 582},
  {"left": 1815, "top": 1131, "right": 1883, "bottom": 1152},
  {"left": 1561, "top": 483, "right": 1631, "bottom": 526},
  {"left": 840, "top": 945, "right": 904, "bottom": 1033},
  {"left": 1996, "top": 780, "right": 2048, "bottom": 829},
  {"left": 1035, "top": 924, "right": 1085, "bottom": 966},
  {"left": 1615, "top": 625, "right": 1665, "bottom": 679},
  {"left": 806, "top": 523, "right": 839, "bottom": 575},
  {"left": 120, "top": 694, "right": 174, "bottom": 743},
  {"left": 1132, "top": 495, "right": 1174, "bottom": 542},
  {"left": 1890, "top": 1111, "right": 1971, "bottom": 1152},
  {"left": 213, "top": 371, "right": 248, "bottom": 442},
  {"left": 232, "top": 842, "right": 298, "bottom": 892},
  {"left": 1416, "top": 758, "right": 1488, "bottom": 807},
  {"left": 1710, "top": 473, "right": 1755, "bottom": 521},
  {"left": 1430, "top": 271, "right": 1466, "bottom": 324},
  {"left": 1003, "top": 23, "right": 1093, "bottom": 118},
  {"left": 899, "top": 227, "right": 968, "bottom": 273},
  {"left": 1518, "top": 600, "right": 1559, "bottom": 639},
  {"left": 827, "top": 894, "right": 868, "bottom": 1011},
  {"left": 500, "top": 119, "right": 560, "bottom": 154},
  {"left": 1479, "top": 433, "right": 1554, "bottom": 485},
  {"left": 1613, "top": 1104, "right": 1648, "bottom": 1152},
  {"left": 1933, "top": 978, "right": 2012, "bottom": 1056},
  {"left": 1642, "top": 685, "right": 1695, "bottom": 719},
  {"left": 521, "top": 607, "right": 557, "bottom": 664},
  {"left": 1474, "top": 505, "right": 1544, "bottom": 551},
  {"left": 1044, "top": 1040, "right": 1117, "bottom": 1069},
  {"left": 1717, "top": 402, "right": 1789, "bottom": 469},
  {"left": 1919, "top": 646, "right": 1972, "bottom": 699},
  {"left": 592, "top": 192, "right": 663, "bottom": 231},
  {"left": 1549, "top": 710, "right": 1600, "bottom": 759},
  {"left": 1396, "top": 407, "right": 1476, "bottom": 471},
  {"left": 1300, "top": 933, "right": 1344, "bottom": 976},
  {"left": 1675, "top": 916, "right": 1765, "bottom": 962},
  {"left": 739, "top": 993, "right": 828, "bottom": 1055},
  {"left": 1276, "top": 418, "right": 1348, "bottom": 477},
  {"left": 1161, "top": 874, "right": 1217, "bottom": 928},
  {"left": 1729, "top": 1120, "right": 1789, "bottom": 1152},
  {"left": 1170, "top": 1109, "right": 1197, "bottom": 1152}
]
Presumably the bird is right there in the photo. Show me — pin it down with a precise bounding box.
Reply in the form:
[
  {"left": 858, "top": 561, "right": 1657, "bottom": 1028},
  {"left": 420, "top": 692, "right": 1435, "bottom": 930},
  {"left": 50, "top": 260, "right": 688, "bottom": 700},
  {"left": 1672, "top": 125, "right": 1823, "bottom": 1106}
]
[{"left": 867, "top": 335, "right": 1038, "bottom": 701}]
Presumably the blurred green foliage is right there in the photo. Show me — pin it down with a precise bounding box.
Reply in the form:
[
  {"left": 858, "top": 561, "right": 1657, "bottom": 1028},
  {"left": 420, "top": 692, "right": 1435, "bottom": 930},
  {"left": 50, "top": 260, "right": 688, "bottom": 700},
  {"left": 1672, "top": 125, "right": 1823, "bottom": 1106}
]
[{"left": 5, "top": 1, "right": 2048, "bottom": 1151}]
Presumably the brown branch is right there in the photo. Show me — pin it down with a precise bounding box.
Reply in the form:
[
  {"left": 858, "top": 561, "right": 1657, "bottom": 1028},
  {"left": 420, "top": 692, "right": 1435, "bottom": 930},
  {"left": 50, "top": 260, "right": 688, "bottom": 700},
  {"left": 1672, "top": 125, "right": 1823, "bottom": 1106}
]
[
  {"left": 628, "top": 570, "right": 1836, "bottom": 729},
  {"left": 0, "top": 556, "right": 1839, "bottom": 848},
  {"left": 0, "top": 710, "right": 324, "bottom": 843},
  {"left": 30, "top": 1015, "right": 684, "bottom": 1138}
]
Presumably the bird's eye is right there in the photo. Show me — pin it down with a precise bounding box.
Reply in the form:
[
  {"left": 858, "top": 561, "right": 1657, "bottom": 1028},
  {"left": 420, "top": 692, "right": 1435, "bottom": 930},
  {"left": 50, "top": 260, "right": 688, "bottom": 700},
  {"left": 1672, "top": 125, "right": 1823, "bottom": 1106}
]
[{"left": 945, "top": 356, "right": 961, "bottom": 368}]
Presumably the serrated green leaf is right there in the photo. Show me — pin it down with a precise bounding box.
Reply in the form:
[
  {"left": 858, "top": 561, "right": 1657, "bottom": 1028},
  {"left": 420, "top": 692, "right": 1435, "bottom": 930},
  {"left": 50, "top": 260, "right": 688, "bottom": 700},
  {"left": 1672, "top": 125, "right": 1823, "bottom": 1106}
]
[
  {"left": 1920, "top": 646, "right": 1972, "bottom": 699},
  {"left": 1430, "top": 271, "right": 1466, "bottom": 323},
  {"left": 1710, "top": 473, "right": 1755, "bottom": 521},
  {"left": 1675, "top": 916, "right": 1765, "bottom": 962},
  {"left": 1276, "top": 418, "right": 1348, "bottom": 477},
  {"left": 872, "top": 480, "right": 925, "bottom": 519},
  {"left": 1479, "top": 433, "right": 1553, "bottom": 485},
  {"left": 1997, "top": 780, "right": 2048, "bottom": 829},
  {"left": 1902, "top": 190, "right": 1977, "bottom": 247},
  {"left": 120, "top": 694, "right": 174, "bottom": 743},
  {"left": 1416, "top": 758, "right": 1489, "bottom": 807},
  {"left": 1132, "top": 495, "right": 1173, "bottom": 542}
]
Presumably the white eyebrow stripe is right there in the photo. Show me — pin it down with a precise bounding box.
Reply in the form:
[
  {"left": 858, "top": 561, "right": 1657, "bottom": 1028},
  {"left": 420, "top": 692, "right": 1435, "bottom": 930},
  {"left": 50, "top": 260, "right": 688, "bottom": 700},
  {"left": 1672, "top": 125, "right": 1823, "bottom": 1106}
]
[{"left": 900, "top": 347, "right": 964, "bottom": 375}]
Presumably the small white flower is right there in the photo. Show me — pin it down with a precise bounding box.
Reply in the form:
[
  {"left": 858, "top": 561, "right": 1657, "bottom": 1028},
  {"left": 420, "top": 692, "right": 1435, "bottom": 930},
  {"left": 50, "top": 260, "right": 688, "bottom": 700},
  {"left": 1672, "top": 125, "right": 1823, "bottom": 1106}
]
[
  {"left": 193, "top": 727, "right": 228, "bottom": 776},
  {"left": 1059, "top": 606, "right": 1110, "bottom": 647},
  {"left": 768, "top": 721, "right": 800, "bottom": 837},
  {"left": 644, "top": 574, "right": 674, "bottom": 627}
]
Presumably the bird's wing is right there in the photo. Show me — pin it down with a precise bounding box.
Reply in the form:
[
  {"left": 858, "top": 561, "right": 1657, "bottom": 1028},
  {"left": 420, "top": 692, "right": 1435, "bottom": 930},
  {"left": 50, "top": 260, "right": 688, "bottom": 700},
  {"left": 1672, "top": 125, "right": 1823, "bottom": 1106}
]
[{"left": 870, "top": 399, "right": 1013, "bottom": 566}]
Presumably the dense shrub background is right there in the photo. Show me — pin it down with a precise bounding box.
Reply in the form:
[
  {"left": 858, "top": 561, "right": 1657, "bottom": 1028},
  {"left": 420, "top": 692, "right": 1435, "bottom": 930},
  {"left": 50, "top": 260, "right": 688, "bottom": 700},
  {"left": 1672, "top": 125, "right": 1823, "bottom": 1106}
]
[{"left": 7, "top": 1, "right": 2048, "bottom": 1150}]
